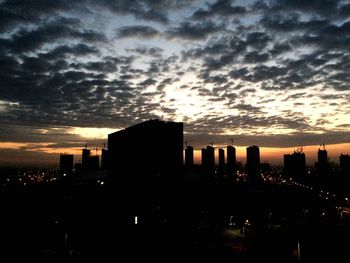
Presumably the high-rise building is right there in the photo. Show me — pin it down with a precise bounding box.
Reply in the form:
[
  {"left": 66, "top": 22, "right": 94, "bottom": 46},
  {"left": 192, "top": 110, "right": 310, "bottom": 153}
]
[
  {"left": 318, "top": 149, "right": 327, "bottom": 164},
  {"left": 284, "top": 151, "right": 306, "bottom": 179},
  {"left": 185, "top": 146, "right": 194, "bottom": 167},
  {"left": 218, "top": 148, "right": 225, "bottom": 178},
  {"left": 60, "top": 154, "right": 73, "bottom": 175},
  {"left": 101, "top": 149, "right": 108, "bottom": 170},
  {"left": 108, "top": 119, "right": 183, "bottom": 183},
  {"left": 340, "top": 154, "right": 350, "bottom": 176},
  {"left": 316, "top": 148, "right": 329, "bottom": 176},
  {"left": 82, "top": 148, "right": 90, "bottom": 171},
  {"left": 246, "top": 145, "right": 260, "bottom": 182},
  {"left": 206, "top": 145, "right": 215, "bottom": 176},
  {"left": 227, "top": 145, "right": 237, "bottom": 179}
]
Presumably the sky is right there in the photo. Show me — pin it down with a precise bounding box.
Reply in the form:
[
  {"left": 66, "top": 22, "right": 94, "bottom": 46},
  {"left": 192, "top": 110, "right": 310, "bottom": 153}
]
[{"left": 0, "top": 0, "right": 350, "bottom": 166}]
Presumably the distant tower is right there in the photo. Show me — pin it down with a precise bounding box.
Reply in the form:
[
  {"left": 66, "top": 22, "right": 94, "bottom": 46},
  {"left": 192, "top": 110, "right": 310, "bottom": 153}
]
[
  {"left": 185, "top": 145, "right": 194, "bottom": 167},
  {"left": 60, "top": 154, "right": 73, "bottom": 176},
  {"left": 246, "top": 145, "right": 260, "bottom": 182},
  {"left": 201, "top": 148, "right": 207, "bottom": 167},
  {"left": 206, "top": 145, "right": 215, "bottom": 176},
  {"left": 227, "top": 145, "right": 237, "bottom": 179},
  {"left": 218, "top": 148, "right": 225, "bottom": 178},
  {"left": 82, "top": 148, "right": 90, "bottom": 171},
  {"left": 316, "top": 147, "right": 329, "bottom": 176},
  {"left": 318, "top": 148, "right": 328, "bottom": 164}
]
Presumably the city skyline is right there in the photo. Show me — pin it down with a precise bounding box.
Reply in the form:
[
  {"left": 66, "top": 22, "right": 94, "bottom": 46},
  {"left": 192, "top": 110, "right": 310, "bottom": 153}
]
[{"left": 1, "top": 0, "right": 350, "bottom": 166}]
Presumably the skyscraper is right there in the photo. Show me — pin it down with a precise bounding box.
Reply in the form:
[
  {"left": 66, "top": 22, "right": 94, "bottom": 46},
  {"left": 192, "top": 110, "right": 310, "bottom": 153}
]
[
  {"left": 206, "top": 145, "right": 215, "bottom": 176},
  {"left": 82, "top": 148, "right": 90, "bottom": 171},
  {"left": 185, "top": 145, "right": 194, "bottom": 167},
  {"left": 218, "top": 148, "right": 225, "bottom": 178},
  {"left": 227, "top": 145, "right": 237, "bottom": 179},
  {"left": 108, "top": 119, "right": 183, "bottom": 183},
  {"left": 201, "top": 148, "right": 207, "bottom": 166},
  {"left": 246, "top": 145, "right": 260, "bottom": 182},
  {"left": 284, "top": 151, "right": 306, "bottom": 180},
  {"left": 60, "top": 154, "right": 73, "bottom": 176},
  {"left": 101, "top": 148, "right": 108, "bottom": 170},
  {"left": 316, "top": 148, "right": 329, "bottom": 176}
]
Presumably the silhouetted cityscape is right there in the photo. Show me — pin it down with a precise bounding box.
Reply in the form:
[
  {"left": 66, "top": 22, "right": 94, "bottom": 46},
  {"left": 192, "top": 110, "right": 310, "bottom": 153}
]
[{"left": 1, "top": 119, "right": 350, "bottom": 260}]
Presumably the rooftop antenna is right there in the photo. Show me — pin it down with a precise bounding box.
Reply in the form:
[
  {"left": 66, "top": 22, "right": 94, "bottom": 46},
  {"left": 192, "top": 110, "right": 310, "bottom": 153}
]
[{"left": 321, "top": 143, "right": 326, "bottom": 150}]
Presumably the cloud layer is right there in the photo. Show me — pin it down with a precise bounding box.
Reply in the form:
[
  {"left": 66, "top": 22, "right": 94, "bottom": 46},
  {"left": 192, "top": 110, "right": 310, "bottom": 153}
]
[{"left": 0, "top": 0, "right": 350, "bottom": 164}]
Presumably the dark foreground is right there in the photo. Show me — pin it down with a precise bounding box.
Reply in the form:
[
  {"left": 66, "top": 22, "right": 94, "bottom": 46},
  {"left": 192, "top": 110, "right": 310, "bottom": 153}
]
[{"left": 1, "top": 178, "right": 349, "bottom": 261}]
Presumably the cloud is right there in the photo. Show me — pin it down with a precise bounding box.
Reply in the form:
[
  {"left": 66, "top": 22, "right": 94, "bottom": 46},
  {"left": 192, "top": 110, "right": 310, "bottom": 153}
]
[
  {"left": 116, "top": 25, "right": 160, "bottom": 38},
  {"left": 0, "top": 0, "right": 350, "bottom": 164},
  {"left": 167, "top": 21, "right": 224, "bottom": 40},
  {"left": 1, "top": 17, "right": 106, "bottom": 53},
  {"left": 192, "top": 0, "right": 246, "bottom": 19}
]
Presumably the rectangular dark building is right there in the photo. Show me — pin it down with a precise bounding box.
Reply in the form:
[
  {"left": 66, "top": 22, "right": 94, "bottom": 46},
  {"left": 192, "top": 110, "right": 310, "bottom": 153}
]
[
  {"left": 185, "top": 146, "right": 194, "bottom": 167},
  {"left": 227, "top": 145, "right": 237, "bottom": 179},
  {"left": 101, "top": 149, "right": 108, "bottom": 170},
  {"left": 60, "top": 154, "right": 73, "bottom": 176},
  {"left": 246, "top": 145, "right": 260, "bottom": 182},
  {"left": 206, "top": 145, "right": 215, "bottom": 176},
  {"left": 218, "top": 148, "right": 225, "bottom": 178},
  {"left": 108, "top": 119, "right": 183, "bottom": 183},
  {"left": 316, "top": 148, "right": 330, "bottom": 176},
  {"left": 82, "top": 148, "right": 90, "bottom": 171},
  {"left": 284, "top": 151, "right": 306, "bottom": 180}
]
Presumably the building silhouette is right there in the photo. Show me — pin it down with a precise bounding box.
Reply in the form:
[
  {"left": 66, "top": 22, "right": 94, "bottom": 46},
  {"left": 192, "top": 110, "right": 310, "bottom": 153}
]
[
  {"left": 185, "top": 145, "right": 194, "bottom": 168},
  {"left": 246, "top": 145, "right": 260, "bottom": 182},
  {"left": 340, "top": 154, "right": 350, "bottom": 177},
  {"left": 226, "top": 145, "right": 237, "bottom": 179},
  {"left": 284, "top": 151, "right": 306, "bottom": 180},
  {"left": 108, "top": 119, "right": 183, "bottom": 183},
  {"left": 101, "top": 149, "right": 108, "bottom": 170},
  {"left": 206, "top": 145, "right": 215, "bottom": 176},
  {"left": 218, "top": 148, "right": 225, "bottom": 178},
  {"left": 316, "top": 148, "right": 330, "bottom": 176},
  {"left": 59, "top": 154, "right": 73, "bottom": 175},
  {"left": 82, "top": 148, "right": 90, "bottom": 171}
]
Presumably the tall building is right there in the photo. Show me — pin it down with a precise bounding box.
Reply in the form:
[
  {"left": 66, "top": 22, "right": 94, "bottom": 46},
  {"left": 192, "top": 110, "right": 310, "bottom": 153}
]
[
  {"left": 101, "top": 149, "right": 108, "bottom": 170},
  {"left": 206, "top": 145, "right": 215, "bottom": 176},
  {"left": 218, "top": 148, "right": 225, "bottom": 178},
  {"left": 284, "top": 151, "right": 306, "bottom": 179},
  {"left": 201, "top": 148, "right": 207, "bottom": 166},
  {"left": 246, "top": 145, "right": 260, "bottom": 182},
  {"left": 60, "top": 154, "right": 73, "bottom": 175},
  {"left": 82, "top": 148, "right": 90, "bottom": 171},
  {"left": 316, "top": 148, "right": 329, "bottom": 176},
  {"left": 185, "top": 146, "right": 194, "bottom": 167},
  {"left": 226, "top": 145, "right": 237, "bottom": 179},
  {"left": 340, "top": 154, "right": 350, "bottom": 176},
  {"left": 108, "top": 119, "right": 183, "bottom": 184},
  {"left": 318, "top": 149, "right": 328, "bottom": 164}
]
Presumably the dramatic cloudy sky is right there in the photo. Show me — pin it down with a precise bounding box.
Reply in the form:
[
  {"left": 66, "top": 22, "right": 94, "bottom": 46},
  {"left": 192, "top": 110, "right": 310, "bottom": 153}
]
[{"left": 1, "top": 0, "right": 350, "bottom": 166}]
